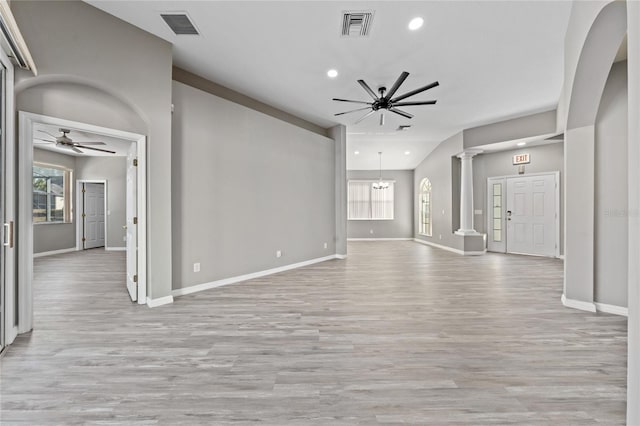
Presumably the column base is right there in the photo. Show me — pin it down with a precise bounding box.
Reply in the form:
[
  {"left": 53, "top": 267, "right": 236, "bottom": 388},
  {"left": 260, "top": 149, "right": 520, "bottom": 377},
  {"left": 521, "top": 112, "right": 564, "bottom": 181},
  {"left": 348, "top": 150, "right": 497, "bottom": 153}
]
[{"left": 454, "top": 229, "right": 482, "bottom": 236}]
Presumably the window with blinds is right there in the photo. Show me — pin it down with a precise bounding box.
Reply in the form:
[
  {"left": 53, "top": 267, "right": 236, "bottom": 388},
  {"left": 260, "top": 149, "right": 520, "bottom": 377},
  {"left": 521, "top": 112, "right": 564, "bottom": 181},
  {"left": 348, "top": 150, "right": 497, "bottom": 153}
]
[{"left": 348, "top": 181, "right": 395, "bottom": 220}]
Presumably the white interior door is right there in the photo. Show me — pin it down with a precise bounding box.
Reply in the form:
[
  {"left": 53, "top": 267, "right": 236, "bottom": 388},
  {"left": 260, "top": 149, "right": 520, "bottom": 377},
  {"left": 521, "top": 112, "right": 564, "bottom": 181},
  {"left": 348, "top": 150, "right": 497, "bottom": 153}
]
[
  {"left": 0, "top": 64, "right": 6, "bottom": 351},
  {"left": 83, "top": 183, "right": 105, "bottom": 249},
  {"left": 0, "top": 50, "right": 14, "bottom": 349},
  {"left": 125, "top": 143, "right": 137, "bottom": 302},
  {"left": 506, "top": 174, "right": 558, "bottom": 257},
  {"left": 487, "top": 178, "right": 506, "bottom": 253}
]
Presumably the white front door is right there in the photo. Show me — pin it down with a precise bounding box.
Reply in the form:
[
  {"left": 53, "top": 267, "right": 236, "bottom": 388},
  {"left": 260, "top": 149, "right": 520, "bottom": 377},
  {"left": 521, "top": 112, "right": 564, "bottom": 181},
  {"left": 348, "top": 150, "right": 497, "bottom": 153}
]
[
  {"left": 487, "top": 177, "right": 506, "bottom": 253},
  {"left": 125, "top": 144, "right": 137, "bottom": 302},
  {"left": 506, "top": 174, "right": 558, "bottom": 257},
  {"left": 83, "top": 183, "right": 105, "bottom": 249}
]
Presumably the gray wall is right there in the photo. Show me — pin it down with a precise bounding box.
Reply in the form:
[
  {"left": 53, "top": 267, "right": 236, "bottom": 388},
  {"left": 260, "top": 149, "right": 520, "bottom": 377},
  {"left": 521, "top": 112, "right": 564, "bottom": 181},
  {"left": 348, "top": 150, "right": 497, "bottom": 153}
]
[
  {"left": 14, "top": 0, "right": 174, "bottom": 300},
  {"left": 171, "top": 81, "right": 336, "bottom": 290},
  {"left": 32, "top": 149, "right": 128, "bottom": 253},
  {"left": 594, "top": 60, "right": 628, "bottom": 307},
  {"left": 463, "top": 110, "right": 557, "bottom": 149},
  {"left": 414, "top": 132, "right": 465, "bottom": 250},
  {"left": 76, "top": 156, "right": 127, "bottom": 249},
  {"left": 347, "top": 170, "right": 414, "bottom": 239},
  {"left": 473, "top": 142, "right": 565, "bottom": 254},
  {"left": 33, "top": 149, "right": 76, "bottom": 254}
]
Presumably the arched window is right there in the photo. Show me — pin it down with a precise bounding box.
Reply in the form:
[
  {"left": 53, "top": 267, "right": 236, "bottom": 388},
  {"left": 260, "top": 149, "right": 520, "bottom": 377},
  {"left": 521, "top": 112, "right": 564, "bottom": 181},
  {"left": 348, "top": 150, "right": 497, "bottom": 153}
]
[{"left": 419, "top": 178, "right": 432, "bottom": 236}]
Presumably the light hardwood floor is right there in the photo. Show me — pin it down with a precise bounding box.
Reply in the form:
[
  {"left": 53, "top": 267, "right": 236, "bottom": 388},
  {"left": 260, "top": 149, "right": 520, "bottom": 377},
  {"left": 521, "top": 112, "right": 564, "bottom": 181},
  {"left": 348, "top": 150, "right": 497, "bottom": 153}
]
[{"left": 0, "top": 242, "right": 627, "bottom": 425}]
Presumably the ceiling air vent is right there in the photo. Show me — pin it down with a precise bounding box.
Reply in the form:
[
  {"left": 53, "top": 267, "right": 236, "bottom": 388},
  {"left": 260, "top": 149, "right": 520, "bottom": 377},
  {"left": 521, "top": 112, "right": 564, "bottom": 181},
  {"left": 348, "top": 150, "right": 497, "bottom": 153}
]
[
  {"left": 341, "top": 11, "right": 374, "bottom": 37},
  {"left": 161, "top": 13, "right": 199, "bottom": 35}
]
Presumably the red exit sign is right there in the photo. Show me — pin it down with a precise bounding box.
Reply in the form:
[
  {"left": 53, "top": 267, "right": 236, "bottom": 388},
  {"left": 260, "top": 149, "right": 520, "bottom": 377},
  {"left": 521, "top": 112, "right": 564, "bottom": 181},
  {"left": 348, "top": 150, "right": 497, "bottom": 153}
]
[{"left": 513, "top": 153, "right": 530, "bottom": 165}]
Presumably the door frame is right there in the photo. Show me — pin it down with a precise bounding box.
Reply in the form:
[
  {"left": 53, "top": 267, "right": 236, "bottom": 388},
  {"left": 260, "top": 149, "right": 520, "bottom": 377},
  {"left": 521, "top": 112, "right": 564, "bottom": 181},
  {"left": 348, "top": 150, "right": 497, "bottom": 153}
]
[
  {"left": 18, "top": 112, "right": 147, "bottom": 334},
  {"left": 75, "top": 180, "right": 107, "bottom": 251},
  {"left": 486, "top": 171, "right": 561, "bottom": 258},
  {"left": 0, "top": 45, "right": 15, "bottom": 349}
]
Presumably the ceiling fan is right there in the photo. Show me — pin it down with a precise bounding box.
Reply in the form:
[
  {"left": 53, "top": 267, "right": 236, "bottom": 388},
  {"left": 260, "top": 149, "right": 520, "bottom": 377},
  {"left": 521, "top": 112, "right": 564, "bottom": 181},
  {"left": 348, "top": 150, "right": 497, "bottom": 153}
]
[
  {"left": 35, "top": 128, "right": 116, "bottom": 154},
  {"left": 333, "top": 71, "right": 439, "bottom": 125}
]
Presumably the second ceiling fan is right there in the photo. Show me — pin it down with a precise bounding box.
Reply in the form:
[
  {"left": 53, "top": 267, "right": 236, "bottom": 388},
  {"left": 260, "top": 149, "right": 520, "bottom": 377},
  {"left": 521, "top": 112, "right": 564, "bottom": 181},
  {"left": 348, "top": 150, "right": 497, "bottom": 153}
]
[
  {"left": 35, "top": 128, "right": 116, "bottom": 154},
  {"left": 333, "top": 71, "right": 439, "bottom": 125}
]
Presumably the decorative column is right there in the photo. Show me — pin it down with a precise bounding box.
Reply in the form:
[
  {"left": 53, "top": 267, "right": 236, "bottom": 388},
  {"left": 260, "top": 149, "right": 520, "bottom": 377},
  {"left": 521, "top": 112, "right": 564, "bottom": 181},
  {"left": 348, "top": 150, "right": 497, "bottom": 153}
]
[{"left": 455, "top": 150, "right": 482, "bottom": 236}]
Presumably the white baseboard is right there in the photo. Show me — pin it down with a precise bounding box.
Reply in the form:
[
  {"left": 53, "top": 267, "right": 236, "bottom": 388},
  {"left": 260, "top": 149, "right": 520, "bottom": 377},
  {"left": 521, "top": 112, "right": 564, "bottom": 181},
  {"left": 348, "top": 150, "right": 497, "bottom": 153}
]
[
  {"left": 559, "top": 255, "right": 565, "bottom": 260},
  {"left": 105, "top": 247, "right": 126, "bottom": 251},
  {"left": 173, "top": 254, "right": 341, "bottom": 297},
  {"left": 335, "top": 254, "right": 347, "bottom": 259},
  {"left": 594, "top": 302, "right": 628, "bottom": 317},
  {"left": 413, "top": 238, "right": 486, "bottom": 256},
  {"left": 146, "top": 295, "right": 174, "bottom": 308},
  {"left": 561, "top": 294, "right": 597, "bottom": 312},
  {"left": 347, "top": 238, "right": 413, "bottom": 241},
  {"left": 33, "top": 247, "right": 77, "bottom": 258}
]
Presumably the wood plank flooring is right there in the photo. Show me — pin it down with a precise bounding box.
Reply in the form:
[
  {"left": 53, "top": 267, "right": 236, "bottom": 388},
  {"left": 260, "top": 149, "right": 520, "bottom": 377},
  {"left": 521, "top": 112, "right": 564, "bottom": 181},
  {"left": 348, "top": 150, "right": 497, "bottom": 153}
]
[{"left": 0, "top": 242, "right": 627, "bottom": 424}]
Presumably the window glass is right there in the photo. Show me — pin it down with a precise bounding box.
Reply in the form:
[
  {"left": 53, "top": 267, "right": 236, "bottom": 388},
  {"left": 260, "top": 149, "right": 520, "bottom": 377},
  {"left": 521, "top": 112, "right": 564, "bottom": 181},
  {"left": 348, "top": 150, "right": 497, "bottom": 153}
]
[
  {"left": 33, "top": 164, "right": 71, "bottom": 223},
  {"left": 348, "top": 181, "right": 394, "bottom": 220}
]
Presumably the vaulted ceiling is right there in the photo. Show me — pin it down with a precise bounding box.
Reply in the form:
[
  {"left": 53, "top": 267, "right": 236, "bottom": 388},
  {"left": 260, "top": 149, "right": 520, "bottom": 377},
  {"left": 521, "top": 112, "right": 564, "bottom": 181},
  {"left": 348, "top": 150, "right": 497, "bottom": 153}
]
[{"left": 86, "top": 1, "right": 572, "bottom": 169}]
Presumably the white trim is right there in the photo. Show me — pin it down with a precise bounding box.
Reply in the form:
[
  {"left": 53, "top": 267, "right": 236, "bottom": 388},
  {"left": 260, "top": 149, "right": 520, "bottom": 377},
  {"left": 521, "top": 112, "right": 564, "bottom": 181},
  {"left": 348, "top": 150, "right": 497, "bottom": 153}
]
[
  {"left": 0, "top": 45, "right": 16, "bottom": 347},
  {"left": 136, "top": 137, "right": 147, "bottom": 304},
  {"left": 347, "top": 238, "right": 412, "bottom": 241},
  {"left": 76, "top": 179, "right": 107, "bottom": 251},
  {"left": 18, "top": 112, "right": 148, "bottom": 334},
  {"left": 561, "top": 294, "right": 597, "bottom": 313},
  {"left": 348, "top": 179, "right": 397, "bottom": 183},
  {"left": 559, "top": 255, "right": 565, "bottom": 260},
  {"left": 413, "top": 238, "right": 486, "bottom": 256},
  {"left": 173, "top": 255, "right": 339, "bottom": 298},
  {"left": 595, "top": 302, "right": 628, "bottom": 317},
  {"left": 146, "top": 295, "right": 174, "bottom": 308},
  {"left": 335, "top": 254, "right": 347, "bottom": 259},
  {"left": 33, "top": 247, "right": 76, "bottom": 258},
  {"left": 105, "top": 247, "right": 126, "bottom": 252}
]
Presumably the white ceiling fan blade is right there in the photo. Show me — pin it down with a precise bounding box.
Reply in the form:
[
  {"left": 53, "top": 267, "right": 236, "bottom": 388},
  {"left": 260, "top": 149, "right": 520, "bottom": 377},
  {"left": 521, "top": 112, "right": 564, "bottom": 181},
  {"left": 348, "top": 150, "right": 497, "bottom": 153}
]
[
  {"left": 72, "top": 141, "right": 106, "bottom": 145},
  {"left": 34, "top": 138, "right": 55, "bottom": 144},
  {"left": 37, "top": 129, "right": 59, "bottom": 139}
]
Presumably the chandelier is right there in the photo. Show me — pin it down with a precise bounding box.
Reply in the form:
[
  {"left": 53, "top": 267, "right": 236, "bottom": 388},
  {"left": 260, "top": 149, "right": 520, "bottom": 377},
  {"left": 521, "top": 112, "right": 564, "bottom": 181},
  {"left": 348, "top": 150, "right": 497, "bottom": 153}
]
[{"left": 373, "top": 151, "right": 389, "bottom": 190}]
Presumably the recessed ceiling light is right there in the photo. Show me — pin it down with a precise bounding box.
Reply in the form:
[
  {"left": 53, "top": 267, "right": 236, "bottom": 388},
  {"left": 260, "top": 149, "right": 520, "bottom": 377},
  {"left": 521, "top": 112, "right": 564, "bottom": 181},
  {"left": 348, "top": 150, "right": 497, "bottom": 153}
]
[
  {"left": 408, "top": 17, "right": 424, "bottom": 31},
  {"left": 517, "top": 142, "right": 527, "bottom": 146},
  {"left": 404, "top": 151, "right": 411, "bottom": 155},
  {"left": 327, "top": 69, "right": 338, "bottom": 78},
  {"left": 354, "top": 151, "right": 360, "bottom": 155}
]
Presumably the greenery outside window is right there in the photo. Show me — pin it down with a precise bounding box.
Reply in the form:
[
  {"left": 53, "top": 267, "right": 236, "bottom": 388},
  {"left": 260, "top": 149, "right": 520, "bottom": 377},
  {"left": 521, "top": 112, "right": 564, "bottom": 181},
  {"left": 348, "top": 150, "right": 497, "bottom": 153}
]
[{"left": 33, "top": 163, "right": 72, "bottom": 223}]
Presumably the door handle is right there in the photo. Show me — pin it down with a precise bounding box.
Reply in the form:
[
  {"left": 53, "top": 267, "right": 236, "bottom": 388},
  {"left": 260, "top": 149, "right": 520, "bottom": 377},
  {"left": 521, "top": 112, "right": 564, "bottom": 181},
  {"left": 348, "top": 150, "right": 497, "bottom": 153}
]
[
  {"left": 506, "top": 210, "right": 512, "bottom": 221},
  {"left": 123, "top": 225, "right": 127, "bottom": 230},
  {"left": 3, "top": 221, "right": 13, "bottom": 248}
]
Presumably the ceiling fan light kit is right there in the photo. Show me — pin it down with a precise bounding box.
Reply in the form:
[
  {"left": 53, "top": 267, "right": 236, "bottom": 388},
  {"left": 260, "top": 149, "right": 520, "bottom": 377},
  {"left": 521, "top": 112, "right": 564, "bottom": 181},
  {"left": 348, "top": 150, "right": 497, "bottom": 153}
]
[{"left": 333, "top": 71, "right": 438, "bottom": 125}]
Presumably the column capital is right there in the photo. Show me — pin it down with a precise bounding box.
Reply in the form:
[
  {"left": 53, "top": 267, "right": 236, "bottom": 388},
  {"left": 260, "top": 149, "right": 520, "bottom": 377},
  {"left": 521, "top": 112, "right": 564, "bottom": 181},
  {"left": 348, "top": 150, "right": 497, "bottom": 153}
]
[{"left": 456, "top": 149, "right": 483, "bottom": 159}]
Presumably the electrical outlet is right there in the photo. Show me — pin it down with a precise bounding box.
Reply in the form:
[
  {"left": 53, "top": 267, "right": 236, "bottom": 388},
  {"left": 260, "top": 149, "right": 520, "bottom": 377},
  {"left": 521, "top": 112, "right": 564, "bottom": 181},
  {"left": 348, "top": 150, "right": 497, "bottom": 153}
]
[
  {"left": 323, "top": 242, "right": 328, "bottom": 249},
  {"left": 442, "top": 209, "right": 445, "bottom": 215},
  {"left": 193, "top": 263, "right": 200, "bottom": 272},
  {"left": 439, "top": 234, "right": 442, "bottom": 240},
  {"left": 369, "top": 229, "right": 374, "bottom": 234},
  {"left": 122, "top": 236, "right": 126, "bottom": 242},
  {"left": 276, "top": 250, "right": 282, "bottom": 258}
]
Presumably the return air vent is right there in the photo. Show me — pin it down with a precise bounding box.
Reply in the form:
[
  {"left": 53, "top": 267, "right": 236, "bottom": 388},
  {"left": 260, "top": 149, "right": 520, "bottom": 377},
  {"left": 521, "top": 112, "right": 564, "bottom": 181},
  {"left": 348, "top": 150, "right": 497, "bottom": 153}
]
[
  {"left": 341, "top": 11, "right": 374, "bottom": 37},
  {"left": 161, "top": 13, "right": 199, "bottom": 35}
]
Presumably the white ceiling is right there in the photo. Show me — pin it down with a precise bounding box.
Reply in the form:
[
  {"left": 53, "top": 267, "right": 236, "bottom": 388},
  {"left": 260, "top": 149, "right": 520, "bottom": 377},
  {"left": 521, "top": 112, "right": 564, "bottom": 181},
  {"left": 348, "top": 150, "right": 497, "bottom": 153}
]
[
  {"left": 86, "top": 1, "right": 572, "bottom": 170},
  {"left": 33, "top": 123, "right": 133, "bottom": 157}
]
